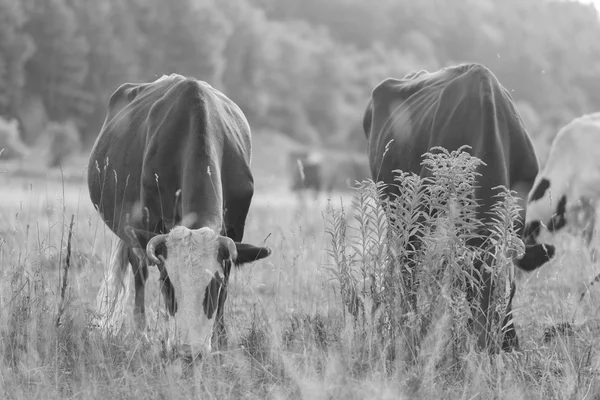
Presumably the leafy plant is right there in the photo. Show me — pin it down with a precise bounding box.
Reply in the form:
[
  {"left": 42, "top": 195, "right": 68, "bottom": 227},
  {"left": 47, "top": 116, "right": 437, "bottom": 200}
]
[{"left": 325, "top": 146, "right": 525, "bottom": 369}]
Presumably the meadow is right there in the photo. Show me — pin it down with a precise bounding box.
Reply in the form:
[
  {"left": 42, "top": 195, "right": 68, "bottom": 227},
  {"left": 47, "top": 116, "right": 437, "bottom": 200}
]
[{"left": 0, "top": 139, "right": 599, "bottom": 400}]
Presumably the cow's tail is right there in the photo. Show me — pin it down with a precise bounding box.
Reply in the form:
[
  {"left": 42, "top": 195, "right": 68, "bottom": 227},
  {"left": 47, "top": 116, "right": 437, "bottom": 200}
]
[{"left": 94, "top": 237, "right": 132, "bottom": 333}]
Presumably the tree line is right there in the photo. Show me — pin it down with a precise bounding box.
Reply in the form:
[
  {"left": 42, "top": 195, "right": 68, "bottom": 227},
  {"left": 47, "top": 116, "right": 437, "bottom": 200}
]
[{"left": 1, "top": 0, "right": 599, "bottom": 152}]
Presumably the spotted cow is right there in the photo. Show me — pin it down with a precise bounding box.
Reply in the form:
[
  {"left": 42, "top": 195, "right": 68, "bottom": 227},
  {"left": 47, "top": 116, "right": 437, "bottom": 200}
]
[{"left": 525, "top": 112, "right": 600, "bottom": 248}]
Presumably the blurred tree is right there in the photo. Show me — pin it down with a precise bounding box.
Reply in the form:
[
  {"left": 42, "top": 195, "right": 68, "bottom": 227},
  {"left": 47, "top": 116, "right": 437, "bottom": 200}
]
[
  {"left": 218, "top": 0, "right": 271, "bottom": 125},
  {"left": 45, "top": 120, "right": 81, "bottom": 167},
  {"left": 22, "top": 0, "right": 91, "bottom": 122},
  {"left": 128, "top": 0, "right": 230, "bottom": 84},
  {"left": 251, "top": 0, "right": 391, "bottom": 48},
  {"left": 0, "top": 0, "right": 34, "bottom": 117},
  {"left": 65, "top": 0, "right": 142, "bottom": 143},
  {"left": 2, "top": 0, "right": 599, "bottom": 153},
  {"left": 260, "top": 20, "right": 325, "bottom": 145}
]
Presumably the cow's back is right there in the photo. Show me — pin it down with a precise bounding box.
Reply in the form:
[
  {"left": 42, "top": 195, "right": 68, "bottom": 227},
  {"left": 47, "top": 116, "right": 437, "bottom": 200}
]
[
  {"left": 87, "top": 74, "right": 253, "bottom": 239},
  {"left": 364, "top": 63, "right": 539, "bottom": 226},
  {"left": 540, "top": 112, "right": 600, "bottom": 177}
]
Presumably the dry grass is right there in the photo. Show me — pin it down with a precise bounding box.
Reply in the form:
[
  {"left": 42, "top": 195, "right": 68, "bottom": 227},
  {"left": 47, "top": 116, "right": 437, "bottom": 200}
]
[{"left": 0, "top": 153, "right": 599, "bottom": 400}]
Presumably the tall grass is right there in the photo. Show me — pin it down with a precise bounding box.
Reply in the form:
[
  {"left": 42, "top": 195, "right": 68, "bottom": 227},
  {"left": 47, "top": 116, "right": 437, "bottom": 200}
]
[
  {"left": 324, "top": 147, "right": 526, "bottom": 383},
  {"left": 0, "top": 148, "right": 599, "bottom": 399}
]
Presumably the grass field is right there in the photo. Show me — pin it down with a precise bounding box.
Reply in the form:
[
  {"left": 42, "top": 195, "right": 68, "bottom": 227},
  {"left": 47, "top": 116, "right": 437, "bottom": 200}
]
[{"left": 0, "top": 152, "right": 600, "bottom": 399}]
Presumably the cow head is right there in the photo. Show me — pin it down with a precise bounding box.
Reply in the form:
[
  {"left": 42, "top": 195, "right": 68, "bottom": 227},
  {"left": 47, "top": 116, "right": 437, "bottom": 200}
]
[
  {"left": 523, "top": 177, "right": 570, "bottom": 247},
  {"left": 125, "top": 225, "right": 271, "bottom": 359},
  {"left": 524, "top": 171, "right": 597, "bottom": 253},
  {"left": 524, "top": 116, "right": 600, "bottom": 249}
]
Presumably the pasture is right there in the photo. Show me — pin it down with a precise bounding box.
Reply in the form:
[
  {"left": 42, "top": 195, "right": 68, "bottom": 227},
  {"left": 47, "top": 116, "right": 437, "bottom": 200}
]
[{"left": 0, "top": 145, "right": 600, "bottom": 400}]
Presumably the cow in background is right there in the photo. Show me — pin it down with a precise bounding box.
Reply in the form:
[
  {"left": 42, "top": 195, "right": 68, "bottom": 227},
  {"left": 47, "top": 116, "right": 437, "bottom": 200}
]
[
  {"left": 288, "top": 149, "right": 371, "bottom": 195},
  {"left": 525, "top": 112, "right": 600, "bottom": 250},
  {"left": 288, "top": 149, "right": 323, "bottom": 193}
]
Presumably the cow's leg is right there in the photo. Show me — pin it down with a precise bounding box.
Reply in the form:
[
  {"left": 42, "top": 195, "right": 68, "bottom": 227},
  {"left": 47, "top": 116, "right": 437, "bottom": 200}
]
[
  {"left": 471, "top": 254, "right": 519, "bottom": 353},
  {"left": 214, "top": 190, "right": 252, "bottom": 350},
  {"left": 153, "top": 219, "right": 178, "bottom": 316},
  {"left": 466, "top": 247, "right": 494, "bottom": 352},
  {"left": 212, "top": 242, "right": 239, "bottom": 350},
  {"left": 404, "top": 233, "right": 420, "bottom": 313},
  {"left": 213, "top": 279, "right": 229, "bottom": 350},
  {"left": 384, "top": 189, "right": 421, "bottom": 323},
  {"left": 501, "top": 280, "right": 519, "bottom": 351},
  {"left": 588, "top": 202, "right": 600, "bottom": 262},
  {"left": 159, "top": 273, "right": 177, "bottom": 316},
  {"left": 128, "top": 247, "right": 148, "bottom": 331},
  {"left": 471, "top": 258, "right": 494, "bottom": 351}
]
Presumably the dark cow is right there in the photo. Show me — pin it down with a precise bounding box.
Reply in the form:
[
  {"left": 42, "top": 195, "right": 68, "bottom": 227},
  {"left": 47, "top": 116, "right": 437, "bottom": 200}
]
[
  {"left": 363, "top": 63, "right": 555, "bottom": 352},
  {"left": 288, "top": 150, "right": 323, "bottom": 192},
  {"left": 525, "top": 112, "right": 600, "bottom": 248},
  {"left": 288, "top": 149, "right": 371, "bottom": 194},
  {"left": 88, "top": 74, "right": 271, "bottom": 358}
]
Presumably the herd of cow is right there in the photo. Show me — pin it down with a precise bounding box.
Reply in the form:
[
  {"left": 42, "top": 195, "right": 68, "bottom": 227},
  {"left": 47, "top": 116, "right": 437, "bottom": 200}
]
[{"left": 86, "top": 63, "right": 599, "bottom": 359}]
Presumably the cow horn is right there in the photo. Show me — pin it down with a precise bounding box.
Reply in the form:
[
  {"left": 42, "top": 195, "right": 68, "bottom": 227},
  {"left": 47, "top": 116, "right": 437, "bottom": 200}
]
[
  {"left": 146, "top": 233, "right": 168, "bottom": 265},
  {"left": 218, "top": 236, "right": 237, "bottom": 261}
]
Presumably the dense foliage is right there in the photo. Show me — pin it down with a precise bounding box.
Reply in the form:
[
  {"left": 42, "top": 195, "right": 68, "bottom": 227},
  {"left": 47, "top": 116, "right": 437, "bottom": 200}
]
[
  {"left": 327, "top": 147, "right": 524, "bottom": 361},
  {"left": 2, "top": 0, "right": 599, "bottom": 149}
]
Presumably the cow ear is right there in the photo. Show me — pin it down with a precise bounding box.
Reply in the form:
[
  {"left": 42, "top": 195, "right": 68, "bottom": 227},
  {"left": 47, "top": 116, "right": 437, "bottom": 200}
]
[{"left": 233, "top": 243, "right": 272, "bottom": 266}]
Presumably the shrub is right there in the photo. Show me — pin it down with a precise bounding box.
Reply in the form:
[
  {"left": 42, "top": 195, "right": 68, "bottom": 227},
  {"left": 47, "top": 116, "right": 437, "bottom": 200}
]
[{"left": 324, "top": 146, "right": 524, "bottom": 370}]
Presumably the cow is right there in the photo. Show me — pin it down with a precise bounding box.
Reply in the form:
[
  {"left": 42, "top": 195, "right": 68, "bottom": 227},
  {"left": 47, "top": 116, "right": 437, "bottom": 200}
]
[
  {"left": 87, "top": 73, "right": 272, "bottom": 359},
  {"left": 362, "top": 63, "right": 555, "bottom": 352},
  {"left": 288, "top": 149, "right": 371, "bottom": 195},
  {"left": 288, "top": 150, "right": 323, "bottom": 193},
  {"left": 525, "top": 113, "right": 600, "bottom": 249}
]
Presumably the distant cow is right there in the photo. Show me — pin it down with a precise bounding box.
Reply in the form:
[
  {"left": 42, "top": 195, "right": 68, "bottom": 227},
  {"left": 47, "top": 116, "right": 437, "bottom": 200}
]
[
  {"left": 525, "top": 113, "right": 600, "bottom": 248},
  {"left": 363, "top": 63, "right": 555, "bottom": 352},
  {"left": 319, "top": 151, "right": 371, "bottom": 193},
  {"left": 0, "top": 117, "right": 29, "bottom": 160},
  {"left": 288, "top": 149, "right": 371, "bottom": 194},
  {"left": 88, "top": 74, "right": 271, "bottom": 359},
  {"left": 288, "top": 150, "right": 323, "bottom": 192}
]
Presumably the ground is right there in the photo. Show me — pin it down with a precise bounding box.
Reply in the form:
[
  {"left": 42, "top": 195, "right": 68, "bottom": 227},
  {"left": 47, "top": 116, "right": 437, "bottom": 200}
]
[{"left": 0, "top": 139, "right": 599, "bottom": 399}]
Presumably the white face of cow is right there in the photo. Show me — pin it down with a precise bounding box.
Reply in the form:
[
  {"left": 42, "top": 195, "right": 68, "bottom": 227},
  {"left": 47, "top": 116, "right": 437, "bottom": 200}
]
[
  {"left": 524, "top": 176, "right": 569, "bottom": 245},
  {"left": 126, "top": 224, "right": 271, "bottom": 359},
  {"left": 160, "top": 226, "right": 227, "bottom": 357}
]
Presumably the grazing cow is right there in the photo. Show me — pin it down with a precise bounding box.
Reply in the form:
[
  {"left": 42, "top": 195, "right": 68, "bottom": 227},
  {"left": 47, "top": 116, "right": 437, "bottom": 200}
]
[
  {"left": 525, "top": 113, "right": 600, "bottom": 248},
  {"left": 288, "top": 150, "right": 323, "bottom": 192},
  {"left": 363, "top": 63, "right": 555, "bottom": 352},
  {"left": 288, "top": 149, "right": 371, "bottom": 194},
  {"left": 88, "top": 74, "right": 271, "bottom": 359}
]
